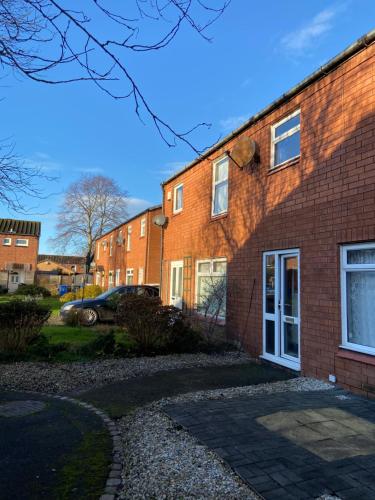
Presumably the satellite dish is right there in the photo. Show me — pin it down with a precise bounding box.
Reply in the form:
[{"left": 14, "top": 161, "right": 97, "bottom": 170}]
[
  {"left": 230, "top": 137, "right": 259, "bottom": 168},
  {"left": 153, "top": 214, "right": 168, "bottom": 227}
]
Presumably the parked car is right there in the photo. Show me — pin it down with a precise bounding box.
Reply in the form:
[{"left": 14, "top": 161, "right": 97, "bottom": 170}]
[{"left": 60, "top": 285, "right": 159, "bottom": 326}]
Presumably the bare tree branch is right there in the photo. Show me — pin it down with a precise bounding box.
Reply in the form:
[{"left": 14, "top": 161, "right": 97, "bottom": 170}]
[{"left": 0, "top": 0, "right": 230, "bottom": 153}]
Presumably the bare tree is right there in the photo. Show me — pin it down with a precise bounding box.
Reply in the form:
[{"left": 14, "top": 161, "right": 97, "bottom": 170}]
[
  {"left": 0, "top": 139, "right": 54, "bottom": 211},
  {"left": 50, "top": 174, "right": 128, "bottom": 255},
  {"left": 0, "top": 0, "right": 229, "bottom": 153}
]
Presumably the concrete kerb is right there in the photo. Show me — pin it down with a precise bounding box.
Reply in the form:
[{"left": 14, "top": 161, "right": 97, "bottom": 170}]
[{"left": 9, "top": 389, "right": 123, "bottom": 500}]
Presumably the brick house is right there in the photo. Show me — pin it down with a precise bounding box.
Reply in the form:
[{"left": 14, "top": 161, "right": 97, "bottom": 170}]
[
  {"left": 93, "top": 205, "right": 162, "bottom": 289},
  {"left": 0, "top": 218, "right": 40, "bottom": 292},
  {"left": 160, "top": 31, "right": 375, "bottom": 396},
  {"left": 36, "top": 254, "right": 92, "bottom": 291}
]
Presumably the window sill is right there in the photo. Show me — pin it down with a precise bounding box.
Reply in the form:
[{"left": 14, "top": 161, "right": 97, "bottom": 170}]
[
  {"left": 337, "top": 346, "right": 375, "bottom": 366},
  {"left": 210, "top": 212, "right": 228, "bottom": 223},
  {"left": 268, "top": 156, "right": 300, "bottom": 175},
  {"left": 172, "top": 210, "right": 183, "bottom": 218}
]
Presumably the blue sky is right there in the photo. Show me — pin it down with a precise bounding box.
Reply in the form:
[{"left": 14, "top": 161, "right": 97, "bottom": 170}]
[{"left": 1, "top": 0, "right": 375, "bottom": 253}]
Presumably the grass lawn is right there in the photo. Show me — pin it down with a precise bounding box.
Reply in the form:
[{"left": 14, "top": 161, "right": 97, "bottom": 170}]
[
  {"left": 43, "top": 325, "right": 98, "bottom": 345},
  {"left": 0, "top": 295, "right": 61, "bottom": 317}
]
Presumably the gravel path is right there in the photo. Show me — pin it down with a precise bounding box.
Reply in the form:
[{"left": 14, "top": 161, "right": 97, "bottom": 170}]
[
  {"left": 118, "top": 377, "right": 333, "bottom": 499},
  {"left": 0, "top": 352, "right": 250, "bottom": 393}
]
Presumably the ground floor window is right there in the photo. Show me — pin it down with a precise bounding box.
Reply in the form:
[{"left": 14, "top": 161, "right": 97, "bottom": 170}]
[
  {"left": 10, "top": 273, "right": 19, "bottom": 284},
  {"left": 196, "top": 258, "right": 227, "bottom": 318},
  {"left": 138, "top": 267, "right": 144, "bottom": 285},
  {"left": 96, "top": 272, "right": 101, "bottom": 286},
  {"left": 126, "top": 268, "right": 134, "bottom": 285},
  {"left": 115, "top": 269, "right": 121, "bottom": 286},
  {"left": 109, "top": 270, "right": 114, "bottom": 288},
  {"left": 341, "top": 243, "right": 375, "bottom": 355}
]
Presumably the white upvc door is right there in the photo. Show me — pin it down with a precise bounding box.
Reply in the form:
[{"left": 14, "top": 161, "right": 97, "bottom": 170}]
[
  {"left": 262, "top": 249, "right": 300, "bottom": 370},
  {"left": 170, "top": 261, "right": 183, "bottom": 309}
]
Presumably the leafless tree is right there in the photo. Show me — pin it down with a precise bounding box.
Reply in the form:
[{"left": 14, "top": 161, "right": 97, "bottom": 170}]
[
  {"left": 0, "top": 139, "right": 53, "bottom": 211},
  {"left": 0, "top": 0, "right": 230, "bottom": 153},
  {"left": 50, "top": 174, "right": 128, "bottom": 255},
  {"left": 196, "top": 275, "right": 226, "bottom": 340}
]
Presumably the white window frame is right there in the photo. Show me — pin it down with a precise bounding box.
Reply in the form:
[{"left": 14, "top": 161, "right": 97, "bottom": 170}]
[
  {"left": 140, "top": 218, "right": 146, "bottom": 237},
  {"left": 96, "top": 272, "right": 101, "bottom": 286},
  {"left": 271, "top": 109, "right": 301, "bottom": 169},
  {"left": 15, "top": 238, "right": 29, "bottom": 247},
  {"left": 212, "top": 156, "right": 229, "bottom": 217},
  {"left": 110, "top": 236, "right": 113, "bottom": 256},
  {"left": 195, "top": 257, "right": 227, "bottom": 320},
  {"left": 3, "top": 238, "right": 11, "bottom": 246},
  {"left": 127, "top": 226, "right": 132, "bottom": 251},
  {"left": 115, "top": 269, "right": 121, "bottom": 286},
  {"left": 173, "top": 183, "right": 183, "bottom": 214},
  {"left": 109, "top": 270, "right": 114, "bottom": 287},
  {"left": 138, "top": 267, "right": 144, "bottom": 285},
  {"left": 340, "top": 242, "right": 375, "bottom": 356},
  {"left": 126, "top": 268, "right": 134, "bottom": 285},
  {"left": 10, "top": 273, "right": 19, "bottom": 284}
]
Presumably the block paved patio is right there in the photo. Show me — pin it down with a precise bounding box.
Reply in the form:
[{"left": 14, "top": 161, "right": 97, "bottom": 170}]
[{"left": 165, "top": 389, "right": 375, "bottom": 500}]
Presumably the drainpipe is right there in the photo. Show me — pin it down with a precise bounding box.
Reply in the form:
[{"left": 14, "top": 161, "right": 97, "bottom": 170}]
[{"left": 159, "top": 186, "right": 165, "bottom": 301}]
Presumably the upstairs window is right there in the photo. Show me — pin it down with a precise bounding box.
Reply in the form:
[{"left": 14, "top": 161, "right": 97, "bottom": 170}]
[
  {"left": 15, "top": 238, "right": 29, "bottom": 247},
  {"left": 109, "top": 236, "right": 113, "bottom": 256},
  {"left": 97, "top": 242, "right": 100, "bottom": 259},
  {"left": 3, "top": 238, "right": 11, "bottom": 246},
  {"left": 127, "top": 226, "right": 132, "bottom": 251},
  {"left": 173, "top": 183, "right": 183, "bottom": 214},
  {"left": 140, "top": 218, "right": 146, "bottom": 237},
  {"left": 271, "top": 110, "right": 300, "bottom": 168},
  {"left": 212, "top": 157, "right": 229, "bottom": 216}
]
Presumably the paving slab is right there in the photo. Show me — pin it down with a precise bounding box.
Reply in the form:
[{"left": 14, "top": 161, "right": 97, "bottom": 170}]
[
  {"left": 76, "top": 361, "right": 293, "bottom": 418},
  {"left": 0, "top": 391, "right": 111, "bottom": 500},
  {"left": 165, "top": 389, "right": 375, "bottom": 500}
]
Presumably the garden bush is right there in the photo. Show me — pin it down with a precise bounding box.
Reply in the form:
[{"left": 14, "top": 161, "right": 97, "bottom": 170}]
[
  {"left": 60, "top": 291, "right": 77, "bottom": 304},
  {"left": 0, "top": 300, "right": 51, "bottom": 352},
  {"left": 60, "top": 285, "right": 103, "bottom": 303},
  {"left": 17, "top": 284, "right": 51, "bottom": 297},
  {"left": 115, "top": 295, "right": 203, "bottom": 355},
  {"left": 76, "top": 332, "right": 115, "bottom": 357},
  {"left": 75, "top": 285, "right": 102, "bottom": 299}
]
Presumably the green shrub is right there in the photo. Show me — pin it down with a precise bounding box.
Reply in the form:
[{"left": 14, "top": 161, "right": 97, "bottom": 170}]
[
  {"left": 0, "top": 300, "right": 51, "bottom": 352},
  {"left": 75, "top": 285, "right": 102, "bottom": 299},
  {"left": 115, "top": 295, "right": 203, "bottom": 355},
  {"left": 76, "top": 332, "right": 115, "bottom": 357},
  {"left": 27, "top": 335, "right": 69, "bottom": 359},
  {"left": 17, "top": 284, "right": 51, "bottom": 297},
  {"left": 60, "top": 291, "right": 76, "bottom": 304}
]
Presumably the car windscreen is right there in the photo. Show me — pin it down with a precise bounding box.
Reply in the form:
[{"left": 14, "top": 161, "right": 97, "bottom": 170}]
[{"left": 95, "top": 287, "right": 124, "bottom": 300}]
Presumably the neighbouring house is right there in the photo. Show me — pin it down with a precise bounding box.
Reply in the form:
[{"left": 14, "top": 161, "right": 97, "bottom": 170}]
[
  {"left": 160, "top": 31, "right": 375, "bottom": 397},
  {"left": 93, "top": 205, "right": 162, "bottom": 289},
  {"left": 36, "top": 254, "right": 92, "bottom": 292},
  {"left": 0, "top": 218, "right": 41, "bottom": 292}
]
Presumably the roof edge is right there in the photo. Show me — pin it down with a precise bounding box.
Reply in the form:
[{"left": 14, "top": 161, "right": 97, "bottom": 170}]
[
  {"left": 96, "top": 204, "right": 162, "bottom": 241},
  {"left": 162, "top": 29, "right": 375, "bottom": 186}
]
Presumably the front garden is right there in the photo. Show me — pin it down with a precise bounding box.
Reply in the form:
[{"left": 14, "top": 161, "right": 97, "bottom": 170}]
[{"left": 0, "top": 284, "right": 232, "bottom": 364}]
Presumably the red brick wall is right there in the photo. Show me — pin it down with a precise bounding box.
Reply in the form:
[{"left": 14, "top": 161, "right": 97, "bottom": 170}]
[
  {"left": 161, "top": 42, "right": 375, "bottom": 396},
  {"left": 94, "top": 207, "right": 162, "bottom": 288},
  {"left": 0, "top": 233, "right": 39, "bottom": 271}
]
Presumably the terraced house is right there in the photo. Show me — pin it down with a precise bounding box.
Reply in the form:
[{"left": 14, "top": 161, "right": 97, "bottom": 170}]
[
  {"left": 0, "top": 218, "right": 40, "bottom": 292},
  {"left": 160, "top": 31, "right": 375, "bottom": 396},
  {"left": 93, "top": 205, "right": 162, "bottom": 289}
]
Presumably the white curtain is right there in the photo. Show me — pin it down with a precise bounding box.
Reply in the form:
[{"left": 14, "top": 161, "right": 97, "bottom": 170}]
[{"left": 347, "top": 271, "right": 375, "bottom": 348}]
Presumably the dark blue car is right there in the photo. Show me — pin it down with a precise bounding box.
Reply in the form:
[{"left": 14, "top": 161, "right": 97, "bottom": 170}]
[{"left": 60, "top": 285, "right": 159, "bottom": 326}]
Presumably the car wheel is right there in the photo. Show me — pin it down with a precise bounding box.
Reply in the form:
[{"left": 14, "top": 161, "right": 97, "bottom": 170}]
[{"left": 81, "top": 308, "right": 98, "bottom": 326}]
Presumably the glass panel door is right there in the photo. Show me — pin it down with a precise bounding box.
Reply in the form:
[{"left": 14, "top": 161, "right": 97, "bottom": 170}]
[
  {"left": 263, "top": 250, "right": 300, "bottom": 370},
  {"left": 170, "top": 261, "right": 183, "bottom": 309},
  {"left": 280, "top": 255, "right": 300, "bottom": 361}
]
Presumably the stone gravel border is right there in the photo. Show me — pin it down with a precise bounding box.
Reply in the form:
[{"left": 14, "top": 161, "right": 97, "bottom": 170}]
[{"left": 8, "top": 389, "right": 123, "bottom": 500}]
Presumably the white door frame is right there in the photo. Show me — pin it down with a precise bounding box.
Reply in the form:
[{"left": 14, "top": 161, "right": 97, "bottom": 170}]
[
  {"left": 170, "top": 260, "right": 183, "bottom": 309},
  {"left": 262, "top": 249, "right": 301, "bottom": 371}
]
